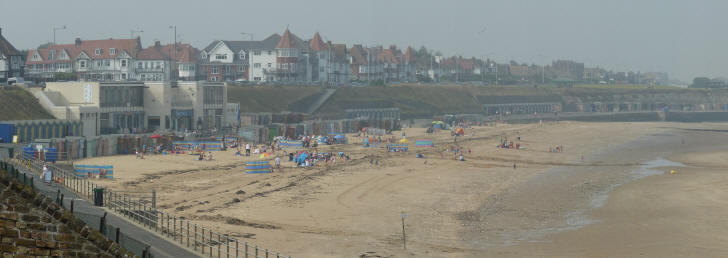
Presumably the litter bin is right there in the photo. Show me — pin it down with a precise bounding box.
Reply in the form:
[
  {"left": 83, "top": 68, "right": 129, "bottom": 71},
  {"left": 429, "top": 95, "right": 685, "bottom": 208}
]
[{"left": 93, "top": 188, "right": 105, "bottom": 206}]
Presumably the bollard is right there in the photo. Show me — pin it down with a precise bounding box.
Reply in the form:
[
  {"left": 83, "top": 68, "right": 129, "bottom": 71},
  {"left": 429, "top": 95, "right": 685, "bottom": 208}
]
[
  {"left": 115, "top": 227, "right": 120, "bottom": 243},
  {"left": 70, "top": 200, "right": 74, "bottom": 213},
  {"left": 210, "top": 230, "right": 213, "bottom": 257},
  {"left": 187, "top": 221, "right": 190, "bottom": 247}
]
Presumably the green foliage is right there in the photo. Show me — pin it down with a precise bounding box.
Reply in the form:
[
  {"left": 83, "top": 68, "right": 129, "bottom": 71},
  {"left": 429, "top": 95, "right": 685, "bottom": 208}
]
[
  {"left": 54, "top": 72, "right": 77, "bottom": 81},
  {"left": 690, "top": 77, "right": 711, "bottom": 88}
]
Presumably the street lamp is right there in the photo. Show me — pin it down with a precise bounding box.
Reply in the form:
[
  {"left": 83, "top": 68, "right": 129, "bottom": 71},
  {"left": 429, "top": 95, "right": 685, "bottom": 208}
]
[
  {"left": 240, "top": 32, "right": 254, "bottom": 40},
  {"left": 53, "top": 25, "right": 66, "bottom": 46},
  {"left": 130, "top": 29, "right": 144, "bottom": 39},
  {"left": 169, "top": 26, "right": 177, "bottom": 81}
]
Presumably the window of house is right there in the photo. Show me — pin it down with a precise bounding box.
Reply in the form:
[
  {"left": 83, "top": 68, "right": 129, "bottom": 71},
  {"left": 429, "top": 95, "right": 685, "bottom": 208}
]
[
  {"left": 254, "top": 50, "right": 261, "bottom": 56},
  {"left": 80, "top": 60, "right": 87, "bottom": 68},
  {"left": 110, "top": 48, "right": 116, "bottom": 55},
  {"left": 254, "top": 77, "right": 261, "bottom": 81},
  {"left": 225, "top": 66, "right": 231, "bottom": 72},
  {"left": 137, "top": 62, "right": 142, "bottom": 69},
  {"left": 254, "top": 63, "right": 261, "bottom": 68},
  {"left": 239, "top": 66, "right": 245, "bottom": 72},
  {"left": 239, "top": 52, "right": 246, "bottom": 59},
  {"left": 210, "top": 76, "right": 218, "bottom": 82},
  {"left": 121, "top": 60, "right": 127, "bottom": 67},
  {"left": 211, "top": 67, "right": 219, "bottom": 74},
  {"left": 282, "top": 63, "right": 288, "bottom": 69},
  {"left": 216, "top": 54, "right": 226, "bottom": 60},
  {"left": 121, "top": 73, "right": 127, "bottom": 80},
  {"left": 267, "top": 63, "right": 272, "bottom": 68},
  {"left": 49, "top": 50, "right": 56, "bottom": 60},
  {"left": 141, "top": 74, "right": 146, "bottom": 80},
  {"left": 267, "top": 50, "right": 272, "bottom": 55},
  {"left": 104, "top": 60, "right": 110, "bottom": 66},
  {"left": 201, "top": 52, "right": 207, "bottom": 59},
  {"left": 33, "top": 53, "right": 40, "bottom": 60},
  {"left": 95, "top": 48, "right": 102, "bottom": 55}
]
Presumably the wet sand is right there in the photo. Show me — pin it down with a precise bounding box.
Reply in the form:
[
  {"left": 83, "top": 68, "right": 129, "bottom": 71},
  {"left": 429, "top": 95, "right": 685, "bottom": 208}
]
[{"left": 79, "top": 122, "right": 728, "bottom": 257}]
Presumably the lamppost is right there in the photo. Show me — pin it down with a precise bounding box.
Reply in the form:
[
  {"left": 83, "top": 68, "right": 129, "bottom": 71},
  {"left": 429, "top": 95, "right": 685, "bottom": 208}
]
[
  {"left": 168, "top": 26, "right": 177, "bottom": 81},
  {"left": 53, "top": 25, "right": 66, "bottom": 46},
  {"left": 240, "top": 32, "right": 254, "bottom": 40},
  {"left": 130, "top": 29, "right": 143, "bottom": 39},
  {"left": 241, "top": 33, "right": 254, "bottom": 81}
]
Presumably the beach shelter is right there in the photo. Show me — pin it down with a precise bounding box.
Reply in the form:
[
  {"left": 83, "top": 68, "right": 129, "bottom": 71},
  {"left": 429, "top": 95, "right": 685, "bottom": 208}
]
[
  {"left": 415, "top": 139, "right": 434, "bottom": 147},
  {"left": 245, "top": 161, "right": 271, "bottom": 174},
  {"left": 332, "top": 134, "right": 348, "bottom": 144}
]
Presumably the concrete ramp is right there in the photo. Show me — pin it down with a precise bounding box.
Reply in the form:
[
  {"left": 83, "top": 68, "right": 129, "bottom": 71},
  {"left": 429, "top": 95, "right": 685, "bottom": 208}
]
[{"left": 306, "top": 88, "right": 337, "bottom": 114}]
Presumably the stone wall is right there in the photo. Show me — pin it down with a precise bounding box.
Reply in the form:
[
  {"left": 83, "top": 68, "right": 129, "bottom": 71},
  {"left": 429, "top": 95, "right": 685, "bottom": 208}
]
[{"left": 0, "top": 166, "right": 135, "bottom": 257}]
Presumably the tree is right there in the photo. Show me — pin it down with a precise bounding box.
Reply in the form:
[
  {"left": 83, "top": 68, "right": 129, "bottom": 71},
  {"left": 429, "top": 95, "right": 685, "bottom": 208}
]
[{"left": 690, "top": 77, "right": 711, "bottom": 88}]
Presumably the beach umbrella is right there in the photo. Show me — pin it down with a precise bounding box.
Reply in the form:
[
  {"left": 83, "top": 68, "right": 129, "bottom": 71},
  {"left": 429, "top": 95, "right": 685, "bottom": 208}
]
[
  {"left": 334, "top": 134, "right": 345, "bottom": 139},
  {"left": 150, "top": 134, "right": 163, "bottom": 139},
  {"left": 399, "top": 138, "right": 408, "bottom": 143}
]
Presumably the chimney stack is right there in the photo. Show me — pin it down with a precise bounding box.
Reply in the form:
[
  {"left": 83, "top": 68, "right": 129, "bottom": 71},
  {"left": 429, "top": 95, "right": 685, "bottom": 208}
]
[
  {"left": 0, "top": 28, "right": 2, "bottom": 36},
  {"left": 154, "top": 40, "right": 161, "bottom": 47},
  {"left": 75, "top": 38, "right": 82, "bottom": 46}
]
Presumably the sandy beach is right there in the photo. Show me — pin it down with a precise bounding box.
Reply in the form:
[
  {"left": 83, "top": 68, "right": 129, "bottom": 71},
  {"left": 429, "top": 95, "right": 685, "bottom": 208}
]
[{"left": 78, "top": 121, "right": 728, "bottom": 257}]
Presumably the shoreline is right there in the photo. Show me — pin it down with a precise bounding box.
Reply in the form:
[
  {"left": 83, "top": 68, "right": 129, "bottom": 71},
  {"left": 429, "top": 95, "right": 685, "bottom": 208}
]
[{"left": 74, "top": 122, "right": 728, "bottom": 257}]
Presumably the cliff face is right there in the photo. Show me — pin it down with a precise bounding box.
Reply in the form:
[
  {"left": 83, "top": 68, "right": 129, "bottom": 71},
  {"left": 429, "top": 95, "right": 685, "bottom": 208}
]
[{"left": 0, "top": 164, "right": 134, "bottom": 257}]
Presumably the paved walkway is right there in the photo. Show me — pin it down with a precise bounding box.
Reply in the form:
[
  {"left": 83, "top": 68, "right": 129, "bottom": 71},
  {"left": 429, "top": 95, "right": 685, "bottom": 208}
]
[{"left": 12, "top": 163, "right": 200, "bottom": 258}]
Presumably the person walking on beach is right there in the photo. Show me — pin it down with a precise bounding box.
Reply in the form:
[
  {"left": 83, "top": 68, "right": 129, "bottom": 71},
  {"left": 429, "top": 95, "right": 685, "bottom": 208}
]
[
  {"left": 245, "top": 143, "right": 251, "bottom": 156},
  {"left": 275, "top": 156, "right": 281, "bottom": 169},
  {"left": 513, "top": 162, "right": 517, "bottom": 169},
  {"left": 42, "top": 165, "right": 53, "bottom": 184}
]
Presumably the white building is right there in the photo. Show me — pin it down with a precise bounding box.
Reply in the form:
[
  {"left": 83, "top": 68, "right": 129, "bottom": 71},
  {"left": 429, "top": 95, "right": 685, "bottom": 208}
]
[
  {"left": 34, "top": 81, "right": 229, "bottom": 136},
  {"left": 0, "top": 28, "right": 24, "bottom": 82},
  {"left": 25, "top": 38, "right": 140, "bottom": 82}
]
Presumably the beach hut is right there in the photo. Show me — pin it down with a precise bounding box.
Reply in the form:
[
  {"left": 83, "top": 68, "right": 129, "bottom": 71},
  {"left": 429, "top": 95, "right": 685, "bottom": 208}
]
[{"left": 246, "top": 161, "right": 272, "bottom": 174}]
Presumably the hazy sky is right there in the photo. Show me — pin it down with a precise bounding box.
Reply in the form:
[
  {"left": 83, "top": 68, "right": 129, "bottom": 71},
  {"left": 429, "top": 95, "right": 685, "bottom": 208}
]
[{"left": 1, "top": 0, "right": 726, "bottom": 81}]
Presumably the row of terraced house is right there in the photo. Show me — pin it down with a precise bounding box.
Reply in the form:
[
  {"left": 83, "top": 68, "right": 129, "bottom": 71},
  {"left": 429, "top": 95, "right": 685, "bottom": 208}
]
[{"left": 13, "top": 28, "right": 417, "bottom": 84}]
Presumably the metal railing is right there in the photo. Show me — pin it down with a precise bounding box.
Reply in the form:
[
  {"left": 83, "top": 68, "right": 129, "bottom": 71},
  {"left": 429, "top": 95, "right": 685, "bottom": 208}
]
[
  {"left": 12, "top": 155, "right": 291, "bottom": 258},
  {"left": 0, "top": 159, "right": 153, "bottom": 257}
]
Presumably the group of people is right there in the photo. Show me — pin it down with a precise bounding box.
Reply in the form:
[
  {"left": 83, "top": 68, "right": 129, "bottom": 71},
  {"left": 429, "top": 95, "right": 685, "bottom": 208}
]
[
  {"left": 550, "top": 145, "right": 565, "bottom": 153},
  {"left": 289, "top": 150, "right": 350, "bottom": 168},
  {"left": 198, "top": 152, "right": 214, "bottom": 161}
]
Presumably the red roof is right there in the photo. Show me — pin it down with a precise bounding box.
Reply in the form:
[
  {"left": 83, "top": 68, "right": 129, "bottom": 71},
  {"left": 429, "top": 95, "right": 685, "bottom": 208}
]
[
  {"left": 26, "top": 38, "right": 141, "bottom": 64},
  {"left": 137, "top": 42, "right": 199, "bottom": 63},
  {"left": 404, "top": 47, "right": 415, "bottom": 62},
  {"left": 276, "top": 29, "right": 295, "bottom": 49},
  {"left": 309, "top": 32, "right": 328, "bottom": 51}
]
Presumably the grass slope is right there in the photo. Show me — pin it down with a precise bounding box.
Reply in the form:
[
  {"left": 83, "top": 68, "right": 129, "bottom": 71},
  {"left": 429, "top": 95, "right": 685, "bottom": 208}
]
[{"left": 0, "top": 87, "right": 54, "bottom": 121}]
